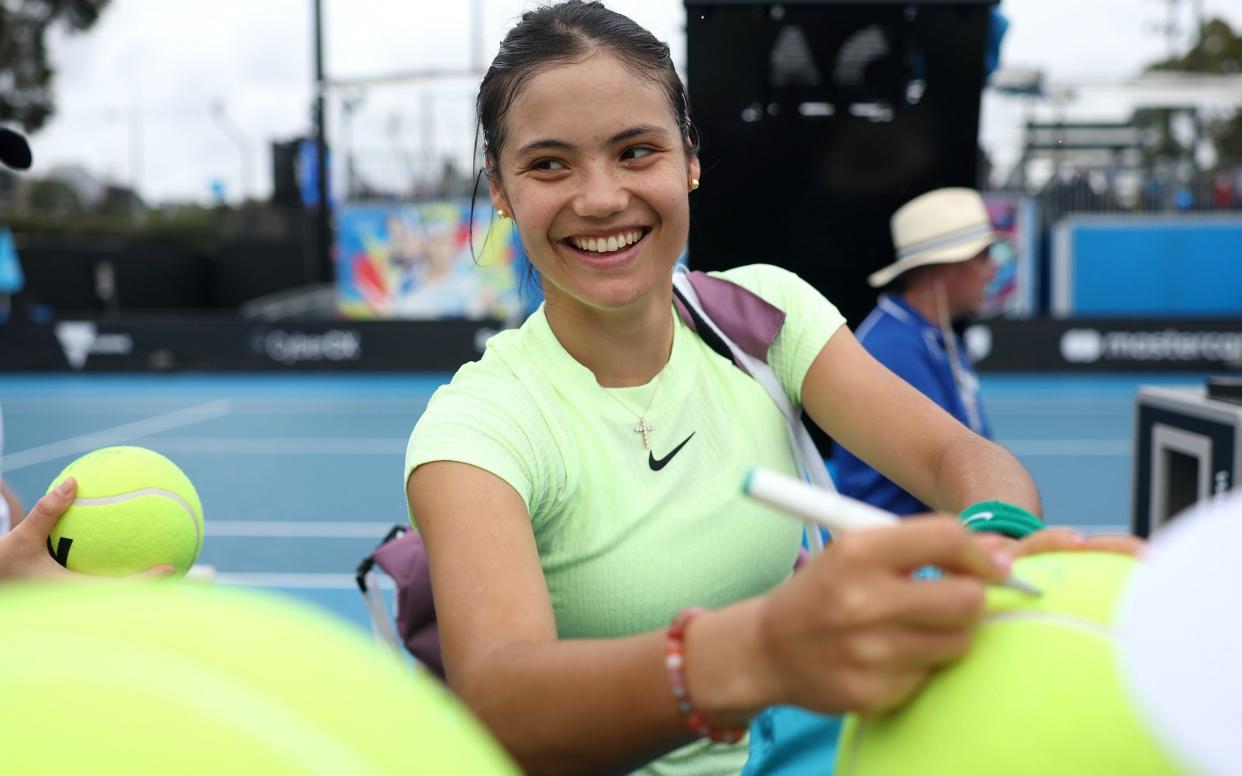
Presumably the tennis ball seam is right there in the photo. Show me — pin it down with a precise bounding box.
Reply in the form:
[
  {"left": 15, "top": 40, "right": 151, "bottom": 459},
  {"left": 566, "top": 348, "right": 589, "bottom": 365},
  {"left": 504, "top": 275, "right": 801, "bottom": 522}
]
[
  {"left": 75, "top": 487, "right": 202, "bottom": 548},
  {"left": 983, "top": 611, "right": 1113, "bottom": 638}
]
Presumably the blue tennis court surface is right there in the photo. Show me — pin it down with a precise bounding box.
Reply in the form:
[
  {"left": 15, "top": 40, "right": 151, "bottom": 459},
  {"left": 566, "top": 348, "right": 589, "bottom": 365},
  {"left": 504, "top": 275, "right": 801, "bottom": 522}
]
[{"left": 0, "top": 371, "right": 1208, "bottom": 635}]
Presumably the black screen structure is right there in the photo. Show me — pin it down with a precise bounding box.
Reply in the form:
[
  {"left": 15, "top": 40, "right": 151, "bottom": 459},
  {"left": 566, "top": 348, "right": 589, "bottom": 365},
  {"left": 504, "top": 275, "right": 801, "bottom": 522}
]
[{"left": 684, "top": 1, "right": 994, "bottom": 328}]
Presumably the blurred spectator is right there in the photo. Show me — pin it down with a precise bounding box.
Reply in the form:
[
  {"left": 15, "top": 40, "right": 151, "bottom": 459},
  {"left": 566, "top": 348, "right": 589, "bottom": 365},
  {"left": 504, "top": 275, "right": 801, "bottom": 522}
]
[
  {"left": 1174, "top": 185, "right": 1196, "bottom": 210},
  {"left": 833, "top": 188, "right": 998, "bottom": 515},
  {"left": 1140, "top": 176, "right": 1165, "bottom": 211},
  {"left": 1213, "top": 172, "right": 1237, "bottom": 210}
]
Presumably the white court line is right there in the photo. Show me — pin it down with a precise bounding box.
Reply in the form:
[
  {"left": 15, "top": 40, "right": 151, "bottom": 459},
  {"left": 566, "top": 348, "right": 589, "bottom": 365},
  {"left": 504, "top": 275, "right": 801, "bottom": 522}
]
[
  {"left": 984, "top": 404, "right": 1131, "bottom": 415},
  {"left": 213, "top": 405, "right": 422, "bottom": 415},
  {"left": 134, "top": 437, "right": 405, "bottom": 455},
  {"left": 6, "top": 403, "right": 216, "bottom": 413},
  {"left": 207, "top": 521, "right": 397, "bottom": 538},
  {"left": 3, "top": 398, "right": 426, "bottom": 413},
  {"left": 216, "top": 573, "right": 394, "bottom": 590},
  {"left": 988, "top": 397, "right": 1128, "bottom": 403},
  {"left": 1002, "top": 439, "right": 1130, "bottom": 456},
  {"left": 4, "top": 399, "right": 234, "bottom": 472}
]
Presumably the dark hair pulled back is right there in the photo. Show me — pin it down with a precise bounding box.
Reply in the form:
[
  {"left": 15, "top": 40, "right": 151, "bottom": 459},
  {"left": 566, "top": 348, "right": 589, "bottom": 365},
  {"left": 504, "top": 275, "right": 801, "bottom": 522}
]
[{"left": 477, "top": 0, "right": 699, "bottom": 175}]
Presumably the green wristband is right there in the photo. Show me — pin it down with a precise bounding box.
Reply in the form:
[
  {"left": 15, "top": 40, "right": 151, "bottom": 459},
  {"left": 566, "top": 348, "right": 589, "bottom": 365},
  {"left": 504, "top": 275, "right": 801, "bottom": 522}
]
[{"left": 959, "top": 501, "right": 1043, "bottom": 539}]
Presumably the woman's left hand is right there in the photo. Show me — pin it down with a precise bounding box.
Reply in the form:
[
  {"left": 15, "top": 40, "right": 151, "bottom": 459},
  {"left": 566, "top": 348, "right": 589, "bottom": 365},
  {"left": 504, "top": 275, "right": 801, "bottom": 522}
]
[{"left": 974, "top": 527, "right": 1144, "bottom": 559}]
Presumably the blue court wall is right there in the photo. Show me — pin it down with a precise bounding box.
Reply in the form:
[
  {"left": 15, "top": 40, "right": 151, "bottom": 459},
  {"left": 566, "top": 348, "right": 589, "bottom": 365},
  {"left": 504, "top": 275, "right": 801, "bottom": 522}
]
[{"left": 1052, "top": 215, "right": 1242, "bottom": 318}]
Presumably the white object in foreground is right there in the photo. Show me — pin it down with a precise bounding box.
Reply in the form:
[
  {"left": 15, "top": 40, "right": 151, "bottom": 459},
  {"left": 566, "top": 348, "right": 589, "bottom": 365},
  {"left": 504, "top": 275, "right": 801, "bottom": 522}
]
[{"left": 1117, "top": 488, "right": 1242, "bottom": 776}]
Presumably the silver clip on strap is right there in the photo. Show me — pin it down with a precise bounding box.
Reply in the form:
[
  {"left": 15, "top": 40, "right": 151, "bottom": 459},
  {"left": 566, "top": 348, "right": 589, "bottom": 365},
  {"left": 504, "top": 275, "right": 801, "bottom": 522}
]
[{"left": 672, "top": 267, "right": 832, "bottom": 553}]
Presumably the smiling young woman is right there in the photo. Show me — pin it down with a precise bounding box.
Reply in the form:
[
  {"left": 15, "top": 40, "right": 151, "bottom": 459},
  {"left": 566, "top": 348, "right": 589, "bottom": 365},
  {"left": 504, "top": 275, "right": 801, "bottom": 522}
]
[
  {"left": 487, "top": 47, "right": 701, "bottom": 388},
  {"left": 400, "top": 4, "right": 1114, "bottom": 776}
]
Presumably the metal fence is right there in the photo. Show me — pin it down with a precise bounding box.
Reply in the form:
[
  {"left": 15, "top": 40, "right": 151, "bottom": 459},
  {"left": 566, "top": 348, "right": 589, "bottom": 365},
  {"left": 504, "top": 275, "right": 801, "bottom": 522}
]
[
  {"left": 998, "top": 167, "right": 1242, "bottom": 223},
  {"left": 339, "top": 150, "right": 479, "bottom": 205}
]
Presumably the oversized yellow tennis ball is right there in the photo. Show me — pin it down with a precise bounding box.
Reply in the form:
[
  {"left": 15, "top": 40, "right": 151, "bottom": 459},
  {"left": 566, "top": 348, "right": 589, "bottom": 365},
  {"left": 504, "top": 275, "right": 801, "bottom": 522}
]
[
  {"left": 836, "top": 552, "right": 1185, "bottom": 776},
  {"left": 46, "top": 446, "right": 204, "bottom": 577},
  {"left": 0, "top": 582, "right": 519, "bottom": 775}
]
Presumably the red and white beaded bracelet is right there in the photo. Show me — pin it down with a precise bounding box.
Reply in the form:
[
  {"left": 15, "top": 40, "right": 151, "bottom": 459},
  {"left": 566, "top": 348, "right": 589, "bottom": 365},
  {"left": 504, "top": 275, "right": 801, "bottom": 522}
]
[{"left": 664, "top": 606, "right": 746, "bottom": 745}]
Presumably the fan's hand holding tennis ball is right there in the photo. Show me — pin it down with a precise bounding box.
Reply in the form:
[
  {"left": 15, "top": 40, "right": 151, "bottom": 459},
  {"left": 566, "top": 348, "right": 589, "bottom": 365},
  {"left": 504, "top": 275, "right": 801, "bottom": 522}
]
[
  {"left": 0, "top": 478, "right": 89, "bottom": 581},
  {"left": 974, "top": 525, "right": 1146, "bottom": 558},
  {"left": 0, "top": 476, "right": 175, "bottom": 582},
  {"left": 40, "top": 446, "right": 202, "bottom": 579}
]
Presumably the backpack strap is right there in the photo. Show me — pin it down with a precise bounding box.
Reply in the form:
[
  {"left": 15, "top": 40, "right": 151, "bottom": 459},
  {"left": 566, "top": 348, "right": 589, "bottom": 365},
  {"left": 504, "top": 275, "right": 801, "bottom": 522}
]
[
  {"left": 671, "top": 266, "right": 834, "bottom": 553},
  {"left": 356, "top": 525, "right": 445, "bottom": 678},
  {"left": 672, "top": 269, "right": 785, "bottom": 372}
]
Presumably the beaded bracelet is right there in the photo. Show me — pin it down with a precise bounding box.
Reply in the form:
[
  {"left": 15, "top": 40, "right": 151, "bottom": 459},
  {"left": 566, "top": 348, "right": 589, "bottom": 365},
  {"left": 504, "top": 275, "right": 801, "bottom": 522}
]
[{"left": 665, "top": 606, "right": 746, "bottom": 745}]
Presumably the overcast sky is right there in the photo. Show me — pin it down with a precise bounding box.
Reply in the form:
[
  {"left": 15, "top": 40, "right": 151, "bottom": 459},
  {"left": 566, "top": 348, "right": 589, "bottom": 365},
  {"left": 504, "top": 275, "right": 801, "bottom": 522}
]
[{"left": 25, "top": 0, "right": 1242, "bottom": 204}]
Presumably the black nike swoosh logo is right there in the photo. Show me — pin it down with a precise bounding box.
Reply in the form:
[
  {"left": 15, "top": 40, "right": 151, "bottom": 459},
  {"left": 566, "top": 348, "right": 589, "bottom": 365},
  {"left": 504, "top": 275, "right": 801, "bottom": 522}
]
[{"left": 649, "top": 433, "right": 695, "bottom": 471}]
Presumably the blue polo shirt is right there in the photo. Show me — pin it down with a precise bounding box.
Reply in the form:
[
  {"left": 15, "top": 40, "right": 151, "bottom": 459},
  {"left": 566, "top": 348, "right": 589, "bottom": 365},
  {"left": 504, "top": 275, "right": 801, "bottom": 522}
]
[{"left": 831, "top": 294, "right": 992, "bottom": 516}]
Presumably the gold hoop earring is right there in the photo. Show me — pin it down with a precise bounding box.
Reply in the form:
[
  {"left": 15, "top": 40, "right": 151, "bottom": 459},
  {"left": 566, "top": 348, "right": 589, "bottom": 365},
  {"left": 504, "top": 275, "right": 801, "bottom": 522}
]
[
  {"left": 497, "top": 209, "right": 508, "bottom": 219},
  {"left": 689, "top": 179, "right": 700, "bottom": 191}
]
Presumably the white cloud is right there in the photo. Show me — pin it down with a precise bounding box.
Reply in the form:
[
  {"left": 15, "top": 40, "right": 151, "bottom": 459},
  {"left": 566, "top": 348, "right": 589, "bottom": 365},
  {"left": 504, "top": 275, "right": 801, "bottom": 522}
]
[
  {"left": 980, "top": 0, "right": 1242, "bottom": 183},
  {"left": 24, "top": 0, "right": 1242, "bottom": 204}
]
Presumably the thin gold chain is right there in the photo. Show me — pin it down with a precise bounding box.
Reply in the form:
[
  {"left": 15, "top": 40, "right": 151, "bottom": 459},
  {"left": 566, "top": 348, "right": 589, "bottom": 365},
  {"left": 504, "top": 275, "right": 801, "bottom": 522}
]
[
  {"left": 601, "top": 366, "right": 666, "bottom": 421},
  {"left": 598, "top": 321, "right": 674, "bottom": 450},
  {"left": 602, "top": 367, "right": 665, "bottom": 450}
]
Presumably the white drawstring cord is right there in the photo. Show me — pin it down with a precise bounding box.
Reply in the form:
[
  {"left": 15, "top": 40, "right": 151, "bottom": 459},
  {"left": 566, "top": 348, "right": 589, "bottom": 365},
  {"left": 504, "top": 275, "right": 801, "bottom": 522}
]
[{"left": 935, "top": 278, "right": 983, "bottom": 434}]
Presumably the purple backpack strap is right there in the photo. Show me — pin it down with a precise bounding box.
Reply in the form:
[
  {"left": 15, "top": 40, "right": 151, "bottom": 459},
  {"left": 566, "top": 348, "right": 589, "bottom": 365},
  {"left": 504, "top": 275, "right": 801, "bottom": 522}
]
[
  {"left": 361, "top": 527, "right": 444, "bottom": 679},
  {"left": 672, "top": 270, "right": 785, "bottom": 369}
]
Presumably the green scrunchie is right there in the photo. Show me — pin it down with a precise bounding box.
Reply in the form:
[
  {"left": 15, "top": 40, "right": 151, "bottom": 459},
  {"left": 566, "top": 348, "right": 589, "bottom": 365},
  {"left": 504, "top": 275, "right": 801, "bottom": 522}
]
[{"left": 959, "top": 501, "right": 1043, "bottom": 539}]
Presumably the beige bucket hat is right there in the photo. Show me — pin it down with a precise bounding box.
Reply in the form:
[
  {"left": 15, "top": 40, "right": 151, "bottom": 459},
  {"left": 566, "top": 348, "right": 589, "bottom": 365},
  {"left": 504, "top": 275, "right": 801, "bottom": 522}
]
[{"left": 867, "top": 187, "right": 998, "bottom": 288}]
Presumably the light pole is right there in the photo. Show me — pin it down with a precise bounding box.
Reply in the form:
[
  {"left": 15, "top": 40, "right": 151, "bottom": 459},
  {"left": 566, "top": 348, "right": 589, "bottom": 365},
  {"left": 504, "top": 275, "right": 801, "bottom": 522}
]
[
  {"left": 313, "top": 0, "right": 332, "bottom": 285},
  {"left": 340, "top": 89, "right": 365, "bottom": 199},
  {"left": 209, "top": 100, "right": 254, "bottom": 202}
]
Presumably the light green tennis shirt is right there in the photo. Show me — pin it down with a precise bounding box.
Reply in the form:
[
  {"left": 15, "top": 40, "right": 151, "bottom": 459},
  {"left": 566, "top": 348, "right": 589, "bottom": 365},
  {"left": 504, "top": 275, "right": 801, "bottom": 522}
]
[{"left": 405, "top": 264, "right": 846, "bottom": 776}]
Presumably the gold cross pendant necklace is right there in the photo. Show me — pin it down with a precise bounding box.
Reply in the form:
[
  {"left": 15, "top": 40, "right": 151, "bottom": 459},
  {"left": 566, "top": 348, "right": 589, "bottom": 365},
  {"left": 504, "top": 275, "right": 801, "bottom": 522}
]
[
  {"left": 602, "top": 368, "right": 666, "bottom": 450},
  {"left": 633, "top": 418, "right": 655, "bottom": 450}
]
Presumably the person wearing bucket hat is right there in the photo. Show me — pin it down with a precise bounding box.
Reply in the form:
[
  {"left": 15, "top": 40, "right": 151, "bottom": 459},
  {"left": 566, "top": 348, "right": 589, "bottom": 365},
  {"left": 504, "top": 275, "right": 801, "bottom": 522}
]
[{"left": 832, "top": 187, "right": 1000, "bottom": 516}]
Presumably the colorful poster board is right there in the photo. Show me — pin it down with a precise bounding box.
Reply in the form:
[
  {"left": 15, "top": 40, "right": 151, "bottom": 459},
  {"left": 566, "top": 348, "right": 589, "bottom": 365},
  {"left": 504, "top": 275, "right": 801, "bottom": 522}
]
[
  {"left": 981, "top": 194, "right": 1038, "bottom": 319},
  {"left": 336, "top": 201, "right": 522, "bottom": 320}
]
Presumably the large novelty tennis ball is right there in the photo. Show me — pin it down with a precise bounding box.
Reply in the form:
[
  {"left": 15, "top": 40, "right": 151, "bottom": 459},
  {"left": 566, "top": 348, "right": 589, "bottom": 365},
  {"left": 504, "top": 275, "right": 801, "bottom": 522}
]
[
  {"left": 46, "top": 446, "right": 204, "bottom": 576},
  {"left": 835, "top": 552, "right": 1184, "bottom": 776},
  {"left": 0, "top": 582, "right": 519, "bottom": 775}
]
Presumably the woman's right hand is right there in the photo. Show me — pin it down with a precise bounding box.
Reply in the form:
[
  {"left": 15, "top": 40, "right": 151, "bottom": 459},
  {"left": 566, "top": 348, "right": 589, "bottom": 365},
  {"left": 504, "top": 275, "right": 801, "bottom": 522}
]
[{"left": 751, "top": 516, "right": 1012, "bottom": 716}]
